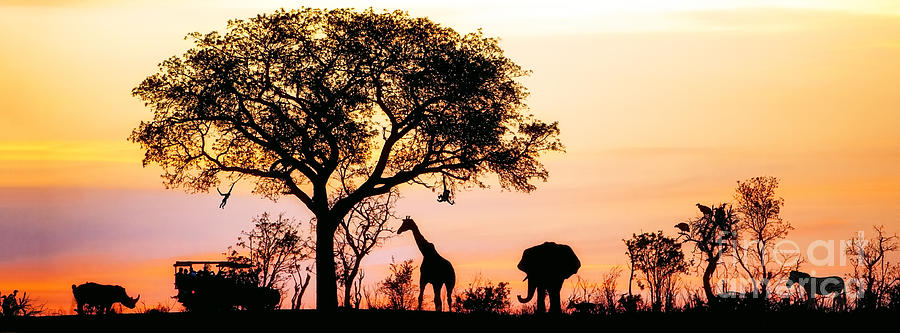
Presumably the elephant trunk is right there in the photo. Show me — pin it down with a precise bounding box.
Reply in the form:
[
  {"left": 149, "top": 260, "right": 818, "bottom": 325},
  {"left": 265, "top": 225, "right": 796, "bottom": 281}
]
[{"left": 518, "top": 277, "right": 536, "bottom": 303}]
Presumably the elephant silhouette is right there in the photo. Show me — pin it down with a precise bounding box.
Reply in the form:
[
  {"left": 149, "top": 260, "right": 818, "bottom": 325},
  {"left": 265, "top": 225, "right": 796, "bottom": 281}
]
[{"left": 517, "top": 242, "right": 581, "bottom": 314}]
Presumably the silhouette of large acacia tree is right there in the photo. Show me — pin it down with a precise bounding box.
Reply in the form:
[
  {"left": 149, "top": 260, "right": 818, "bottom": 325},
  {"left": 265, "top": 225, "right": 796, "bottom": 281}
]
[{"left": 131, "top": 8, "right": 561, "bottom": 310}]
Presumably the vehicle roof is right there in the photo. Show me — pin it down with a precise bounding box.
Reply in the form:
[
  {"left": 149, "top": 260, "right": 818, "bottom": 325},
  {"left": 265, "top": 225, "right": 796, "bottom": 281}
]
[{"left": 173, "top": 261, "right": 253, "bottom": 269}]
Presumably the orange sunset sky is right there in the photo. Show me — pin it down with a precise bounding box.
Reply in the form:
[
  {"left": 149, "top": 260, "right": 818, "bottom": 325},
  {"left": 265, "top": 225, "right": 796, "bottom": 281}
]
[{"left": 2, "top": 0, "right": 900, "bottom": 313}]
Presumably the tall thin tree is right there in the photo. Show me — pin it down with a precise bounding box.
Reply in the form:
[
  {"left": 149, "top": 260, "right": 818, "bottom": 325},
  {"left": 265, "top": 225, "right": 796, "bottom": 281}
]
[{"left": 732, "top": 176, "right": 799, "bottom": 300}]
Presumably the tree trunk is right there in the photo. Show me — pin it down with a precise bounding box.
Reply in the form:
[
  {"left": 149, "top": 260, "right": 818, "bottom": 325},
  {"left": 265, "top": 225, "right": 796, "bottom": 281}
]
[
  {"left": 703, "top": 260, "right": 718, "bottom": 305},
  {"left": 759, "top": 276, "right": 769, "bottom": 301},
  {"left": 702, "top": 257, "right": 717, "bottom": 306},
  {"left": 627, "top": 263, "right": 634, "bottom": 296},
  {"left": 343, "top": 268, "right": 358, "bottom": 308},
  {"left": 292, "top": 273, "right": 311, "bottom": 310},
  {"left": 316, "top": 213, "right": 339, "bottom": 311}
]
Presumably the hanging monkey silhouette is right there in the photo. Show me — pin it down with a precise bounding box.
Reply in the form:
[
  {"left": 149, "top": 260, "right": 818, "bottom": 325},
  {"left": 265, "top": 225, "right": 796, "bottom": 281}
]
[{"left": 217, "top": 182, "right": 236, "bottom": 209}]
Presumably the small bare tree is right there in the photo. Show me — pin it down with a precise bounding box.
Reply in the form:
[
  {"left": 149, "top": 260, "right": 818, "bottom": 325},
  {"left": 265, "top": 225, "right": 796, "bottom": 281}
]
[
  {"left": 349, "top": 271, "right": 366, "bottom": 309},
  {"left": 564, "top": 270, "right": 621, "bottom": 315},
  {"left": 363, "top": 283, "right": 382, "bottom": 309},
  {"left": 226, "top": 212, "right": 314, "bottom": 306},
  {"left": 846, "top": 225, "right": 899, "bottom": 309},
  {"left": 600, "top": 267, "right": 622, "bottom": 313},
  {"left": 662, "top": 275, "right": 683, "bottom": 312},
  {"left": 334, "top": 189, "right": 399, "bottom": 308},
  {"left": 731, "top": 176, "right": 799, "bottom": 300},
  {"left": 566, "top": 276, "right": 601, "bottom": 314},
  {"left": 289, "top": 265, "right": 312, "bottom": 310}
]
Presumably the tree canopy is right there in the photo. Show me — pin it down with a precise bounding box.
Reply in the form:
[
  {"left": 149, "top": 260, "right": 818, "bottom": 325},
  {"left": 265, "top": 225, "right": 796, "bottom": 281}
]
[
  {"left": 131, "top": 8, "right": 560, "bottom": 209},
  {"left": 624, "top": 231, "right": 687, "bottom": 311},
  {"left": 131, "top": 8, "right": 561, "bottom": 310}
]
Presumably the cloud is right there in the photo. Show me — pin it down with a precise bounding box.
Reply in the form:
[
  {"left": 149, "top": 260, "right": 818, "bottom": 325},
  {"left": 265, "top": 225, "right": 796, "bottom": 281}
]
[{"left": 0, "top": 187, "right": 311, "bottom": 263}]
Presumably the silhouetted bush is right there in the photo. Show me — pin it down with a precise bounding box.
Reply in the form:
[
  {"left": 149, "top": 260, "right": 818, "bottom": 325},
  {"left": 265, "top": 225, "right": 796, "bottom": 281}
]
[
  {"left": 845, "top": 225, "right": 899, "bottom": 311},
  {"left": 682, "top": 288, "right": 707, "bottom": 311},
  {"left": 712, "top": 291, "right": 774, "bottom": 312},
  {"left": 140, "top": 301, "right": 173, "bottom": 314},
  {"left": 885, "top": 281, "right": 900, "bottom": 310},
  {"left": 379, "top": 259, "right": 417, "bottom": 310},
  {"left": 454, "top": 281, "right": 510, "bottom": 314},
  {"left": 617, "top": 294, "right": 643, "bottom": 313},
  {"left": 565, "top": 277, "right": 603, "bottom": 315}
]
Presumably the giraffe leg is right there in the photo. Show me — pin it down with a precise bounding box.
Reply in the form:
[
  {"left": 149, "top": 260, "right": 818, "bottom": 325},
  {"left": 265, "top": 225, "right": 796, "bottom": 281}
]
[
  {"left": 433, "top": 283, "right": 443, "bottom": 312},
  {"left": 417, "top": 283, "right": 426, "bottom": 311},
  {"left": 446, "top": 284, "right": 454, "bottom": 312}
]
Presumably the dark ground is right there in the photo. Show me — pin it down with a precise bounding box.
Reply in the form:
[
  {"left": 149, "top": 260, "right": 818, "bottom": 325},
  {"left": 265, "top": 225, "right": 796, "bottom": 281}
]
[{"left": 0, "top": 309, "right": 886, "bottom": 332}]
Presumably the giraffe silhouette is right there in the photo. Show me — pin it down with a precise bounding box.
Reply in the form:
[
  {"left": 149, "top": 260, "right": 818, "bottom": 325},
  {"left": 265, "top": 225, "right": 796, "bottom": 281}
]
[{"left": 397, "top": 216, "right": 456, "bottom": 312}]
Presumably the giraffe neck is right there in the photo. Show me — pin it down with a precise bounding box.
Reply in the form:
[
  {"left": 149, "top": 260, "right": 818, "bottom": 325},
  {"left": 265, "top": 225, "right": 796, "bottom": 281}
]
[{"left": 408, "top": 225, "right": 433, "bottom": 255}]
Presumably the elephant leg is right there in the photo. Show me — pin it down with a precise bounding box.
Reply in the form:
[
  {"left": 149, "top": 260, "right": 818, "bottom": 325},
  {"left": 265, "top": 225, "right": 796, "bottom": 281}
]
[
  {"left": 433, "top": 284, "right": 443, "bottom": 312},
  {"left": 549, "top": 283, "right": 562, "bottom": 314},
  {"left": 537, "top": 288, "right": 547, "bottom": 313},
  {"left": 549, "top": 279, "right": 564, "bottom": 314},
  {"left": 417, "top": 283, "right": 426, "bottom": 311}
]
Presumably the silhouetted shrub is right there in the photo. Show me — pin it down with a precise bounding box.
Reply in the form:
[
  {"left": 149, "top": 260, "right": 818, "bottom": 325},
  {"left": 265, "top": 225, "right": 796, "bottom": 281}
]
[
  {"left": 845, "top": 225, "right": 899, "bottom": 311},
  {"left": 682, "top": 288, "right": 707, "bottom": 311},
  {"left": 617, "top": 294, "right": 643, "bottom": 313},
  {"left": 379, "top": 258, "right": 417, "bottom": 310},
  {"left": 565, "top": 276, "right": 603, "bottom": 315},
  {"left": 140, "top": 301, "right": 173, "bottom": 314},
  {"left": 454, "top": 281, "right": 510, "bottom": 314},
  {"left": 713, "top": 291, "right": 773, "bottom": 312},
  {"left": 885, "top": 281, "right": 900, "bottom": 310}
]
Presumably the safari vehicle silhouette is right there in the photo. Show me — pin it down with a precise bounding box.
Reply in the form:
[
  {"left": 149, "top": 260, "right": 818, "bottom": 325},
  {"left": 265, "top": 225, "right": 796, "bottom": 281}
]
[{"left": 173, "top": 261, "right": 280, "bottom": 312}]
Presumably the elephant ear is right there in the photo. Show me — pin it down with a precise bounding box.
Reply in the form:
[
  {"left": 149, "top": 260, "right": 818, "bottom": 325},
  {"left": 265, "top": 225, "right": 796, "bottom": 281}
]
[
  {"left": 555, "top": 244, "right": 581, "bottom": 279},
  {"left": 517, "top": 245, "right": 540, "bottom": 273}
]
